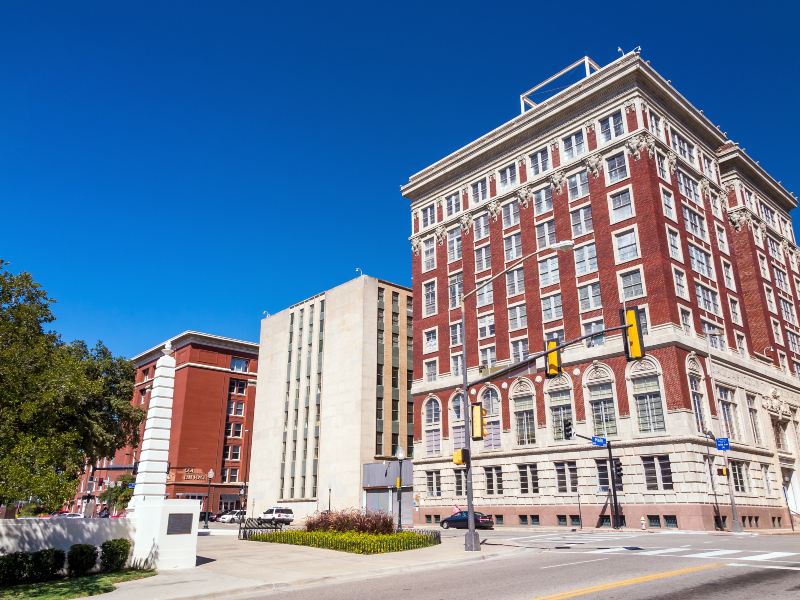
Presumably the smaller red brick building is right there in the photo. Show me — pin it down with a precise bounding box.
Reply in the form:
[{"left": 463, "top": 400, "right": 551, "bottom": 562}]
[{"left": 70, "top": 331, "right": 258, "bottom": 516}]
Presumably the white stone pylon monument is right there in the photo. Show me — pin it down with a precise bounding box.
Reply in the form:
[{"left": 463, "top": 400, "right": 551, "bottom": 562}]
[{"left": 128, "top": 341, "right": 200, "bottom": 569}]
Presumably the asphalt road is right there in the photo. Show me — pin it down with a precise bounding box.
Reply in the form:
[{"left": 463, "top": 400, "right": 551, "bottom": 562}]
[{"left": 256, "top": 529, "right": 800, "bottom": 600}]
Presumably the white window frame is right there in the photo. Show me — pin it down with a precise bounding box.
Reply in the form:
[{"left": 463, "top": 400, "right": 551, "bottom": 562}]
[
  {"left": 613, "top": 227, "right": 640, "bottom": 264},
  {"left": 608, "top": 186, "right": 635, "bottom": 224},
  {"left": 618, "top": 267, "right": 646, "bottom": 301}
]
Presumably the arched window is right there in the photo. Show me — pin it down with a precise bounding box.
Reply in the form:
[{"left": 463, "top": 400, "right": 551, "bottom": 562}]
[
  {"left": 481, "top": 387, "right": 502, "bottom": 450},
  {"left": 423, "top": 397, "right": 441, "bottom": 456},
  {"left": 687, "top": 357, "right": 706, "bottom": 434},
  {"left": 546, "top": 374, "right": 573, "bottom": 441},
  {"left": 584, "top": 363, "right": 617, "bottom": 437},
  {"left": 629, "top": 358, "right": 666, "bottom": 433},
  {"left": 450, "top": 393, "right": 466, "bottom": 449},
  {"left": 511, "top": 379, "right": 535, "bottom": 446}
]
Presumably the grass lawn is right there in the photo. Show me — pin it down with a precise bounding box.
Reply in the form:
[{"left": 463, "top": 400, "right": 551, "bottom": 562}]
[{"left": 0, "top": 569, "right": 155, "bottom": 600}]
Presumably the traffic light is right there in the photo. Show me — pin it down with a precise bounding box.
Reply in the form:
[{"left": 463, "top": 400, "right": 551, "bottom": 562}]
[
  {"left": 614, "top": 460, "right": 623, "bottom": 482},
  {"left": 717, "top": 467, "right": 728, "bottom": 477},
  {"left": 621, "top": 306, "right": 645, "bottom": 360},
  {"left": 545, "top": 339, "right": 561, "bottom": 378},
  {"left": 453, "top": 448, "right": 470, "bottom": 465},
  {"left": 563, "top": 419, "right": 573, "bottom": 440},
  {"left": 132, "top": 461, "right": 139, "bottom": 476},
  {"left": 471, "top": 403, "right": 488, "bottom": 440}
]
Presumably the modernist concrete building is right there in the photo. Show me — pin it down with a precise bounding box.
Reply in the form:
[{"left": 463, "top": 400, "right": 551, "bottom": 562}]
[
  {"left": 401, "top": 52, "right": 800, "bottom": 531},
  {"left": 70, "top": 331, "right": 259, "bottom": 516},
  {"left": 248, "top": 275, "right": 413, "bottom": 521}
]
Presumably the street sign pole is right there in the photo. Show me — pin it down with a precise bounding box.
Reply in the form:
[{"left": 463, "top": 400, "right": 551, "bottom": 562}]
[
  {"left": 724, "top": 449, "right": 743, "bottom": 532},
  {"left": 607, "top": 441, "right": 621, "bottom": 529}
]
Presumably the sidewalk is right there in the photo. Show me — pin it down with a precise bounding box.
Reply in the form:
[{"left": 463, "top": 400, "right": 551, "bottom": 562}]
[{"left": 94, "top": 533, "right": 523, "bottom": 600}]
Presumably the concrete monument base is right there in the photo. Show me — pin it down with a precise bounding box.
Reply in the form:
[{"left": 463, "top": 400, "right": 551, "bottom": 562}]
[{"left": 128, "top": 497, "right": 200, "bottom": 570}]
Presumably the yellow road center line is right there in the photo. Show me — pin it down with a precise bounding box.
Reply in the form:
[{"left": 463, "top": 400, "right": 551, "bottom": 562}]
[{"left": 532, "top": 562, "right": 724, "bottom": 600}]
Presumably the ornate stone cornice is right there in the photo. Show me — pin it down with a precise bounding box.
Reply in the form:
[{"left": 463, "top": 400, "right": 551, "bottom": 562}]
[
  {"left": 727, "top": 206, "right": 758, "bottom": 232},
  {"left": 410, "top": 237, "right": 421, "bottom": 256},
  {"left": 700, "top": 178, "right": 711, "bottom": 198},
  {"left": 584, "top": 120, "right": 595, "bottom": 132},
  {"left": 434, "top": 225, "right": 447, "bottom": 245},
  {"left": 515, "top": 186, "right": 533, "bottom": 209},
  {"left": 624, "top": 99, "right": 637, "bottom": 113},
  {"left": 667, "top": 151, "right": 678, "bottom": 174},
  {"left": 459, "top": 213, "right": 473, "bottom": 233},
  {"left": 623, "top": 133, "right": 656, "bottom": 160},
  {"left": 487, "top": 200, "right": 500, "bottom": 222}
]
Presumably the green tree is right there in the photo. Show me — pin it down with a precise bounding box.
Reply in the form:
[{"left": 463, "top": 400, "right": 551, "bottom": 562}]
[
  {"left": 98, "top": 474, "right": 136, "bottom": 512},
  {"left": 0, "top": 260, "right": 144, "bottom": 510}
]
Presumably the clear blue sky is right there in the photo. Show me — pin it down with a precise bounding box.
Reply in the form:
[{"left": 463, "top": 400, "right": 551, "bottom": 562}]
[{"left": 2, "top": 1, "right": 798, "bottom": 357}]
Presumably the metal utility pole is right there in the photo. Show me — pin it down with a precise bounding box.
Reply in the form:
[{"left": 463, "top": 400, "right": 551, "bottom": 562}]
[
  {"left": 724, "top": 450, "right": 743, "bottom": 532},
  {"left": 204, "top": 468, "right": 214, "bottom": 529},
  {"left": 607, "top": 441, "right": 621, "bottom": 529},
  {"left": 703, "top": 431, "right": 723, "bottom": 530}
]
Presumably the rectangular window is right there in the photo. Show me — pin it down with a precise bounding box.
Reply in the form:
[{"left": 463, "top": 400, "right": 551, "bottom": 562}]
[
  {"left": 730, "top": 461, "right": 748, "bottom": 493},
  {"left": 423, "top": 238, "right": 436, "bottom": 271},
  {"left": 550, "top": 389, "right": 572, "bottom": 441},
  {"left": 423, "top": 281, "right": 436, "bottom": 316},
  {"left": 511, "top": 337, "right": 529, "bottom": 362},
  {"left": 723, "top": 262, "right": 736, "bottom": 290},
  {"left": 421, "top": 204, "right": 436, "bottom": 228},
  {"left": 536, "top": 220, "right": 556, "bottom": 249},
  {"left": 484, "top": 466, "right": 504, "bottom": 495},
  {"left": 683, "top": 206, "right": 707, "bottom": 239},
  {"left": 620, "top": 269, "right": 644, "bottom": 300},
  {"left": 567, "top": 170, "right": 589, "bottom": 200},
  {"left": 504, "top": 233, "right": 523, "bottom": 261},
  {"left": 530, "top": 148, "right": 549, "bottom": 175},
  {"left": 476, "top": 280, "right": 493, "bottom": 307},
  {"left": 447, "top": 228, "right": 462, "bottom": 262},
  {"left": 518, "top": 464, "right": 539, "bottom": 494},
  {"left": 575, "top": 243, "right": 598, "bottom": 276},
  {"left": 671, "top": 131, "right": 695, "bottom": 162},
  {"left": 649, "top": 110, "right": 663, "bottom": 138},
  {"left": 688, "top": 244, "right": 714, "bottom": 278},
  {"left": 555, "top": 461, "right": 578, "bottom": 492},
  {"left": 533, "top": 186, "right": 553, "bottom": 215},
  {"left": 450, "top": 322, "right": 463, "bottom": 346},
  {"left": 454, "top": 469, "right": 465, "bottom": 496},
  {"left": 479, "top": 346, "right": 496, "bottom": 367},
  {"left": 515, "top": 395, "right": 535, "bottom": 445},
  {"left": 606, "top": 153, "right": 628, "bottom": 183},
  {"left": 448, "top": 273, "right": 463, "bottom": 309},
  {"left": 729, "top": 298, "right": 741, "bottom": 325},
  {"left": 716, "top": 225, "right": 729, "bottom": 254},
  {"left": 562, "top": 131, "right": 585, "bottom": 160},
  {"left": 229, "top": 379, "right": 247, "bottom": 395},
  {"left": 451, "top": 353, "right": 463, "bottom": 376},
  {"left": 643, "top": 455, "right": 674, "bottom": 490},
  {"left": 633, "top": 376, "right": 665, "bottom": 432},
  {"left": 677, "top": 170, "right": 700, "bottom": 203},
  {"left": 578, "top": 282, "right": 602, "bottom": 311},
  {"left": 499, "top": 164, "right": 517, "bottom": 192},
  {"left": 583, "top": 319, "right": 605, "bottom": 347},
  {"left": 445, "top": 192, "right": 461, "bottom": 216},
  {"left": 538, "top": 256, "right": 560, "bottom": 287},
  {"left": 426, "top": 471, "right": 442, "bottom": 497},
  {"left": 508, "top": 305, "right": 527, "bottom": 331},
  {"left": 570, "top": 205, "right": 593, "bottom": 237},
  {"left": 478, "top": 314, "right": 495, "bottom": 339},
  {"left": 502, "top": 199, "right": 520, "bottom": 227},
  {"left": 610, "top": 189, "right": 633, "bottom": 222},
  {"left": 718, "top": 386, "right": 738, "bottom": 439},
  {"left": 231, "top": 357, "right": 249, "bottom": 372},
  {"left": 680, "top": 308, "right": 693, "bottom": 334},
  {"left": 780, "top": 298, "right": 797, "bottom": 325},
  {"left": 689, "top": 375, "right": 705, "bottom": 433},
  {"left": 662, "top": 189, "right": 676, "bottom": 220},
  {"left": 668, "top": 229, "right": 683, "bottom": 260},
  {"left": 424, "top": 329, "right": 438, "bottom": 353},
  {"left": 475, "top": 245, "right": 491, "bottom": 272},
  {"left": 656, "top": 153, "right": 668, "bottom": 180},
  {"left": 615, "top": 229, "right": 639, "bottom": 262},
  {"left": 695, "top": 283, "right": 720, "bottom": 313},
  {"left": 424, "top": 360, "right": 437, "bottom": 382},
  {"left": 506, "top": 268, "right": 525, "bottom": 296},
  {"left": 474, "top": 213, "right": 490, "bottom": 240},
  {"left": 599, "top": 111, "right": 624, "bottom": 142},
  {"left": 542, "top": 294, "right": 563, "bottom": 322},
  {"left": 471, "top": 179, "right": 488, "bottom": 203},
  {"left": 596, "top": 459, "right": 623, "bottom": 492}
]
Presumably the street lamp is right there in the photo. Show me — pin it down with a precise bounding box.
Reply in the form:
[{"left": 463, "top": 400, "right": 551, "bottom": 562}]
[
  {"left": 459, "top": 239, "right": 574, "bottom": 551},
  {"left": 204, "top": 468, "right": 214, "bottom": 530},
  {"left": 395, "top": 446, "right": 406, "bottom": 531}
]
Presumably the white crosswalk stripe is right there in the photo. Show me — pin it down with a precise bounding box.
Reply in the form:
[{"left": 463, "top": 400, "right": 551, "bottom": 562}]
[
  {"left": 638, "top": 547, "right": 689, "bottom": 555},
  {"left": 684, "top": 550, "right": 742, "bottom": 558},
  {"left": 734, "top": 552, "right": 797, "bottom": 561},
  {"left": 587, "top": 547, "right": 629, "bottom": 554},
  {"left": 564, "top": 546, "right": 799, "bottom": 563}
]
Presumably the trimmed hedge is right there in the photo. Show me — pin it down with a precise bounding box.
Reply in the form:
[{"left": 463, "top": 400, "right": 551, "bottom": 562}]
[
  {"left": 67, "top": 544, "right": 98, "bottom": 577},
  {"left": 100, "top": 538, "right": 131, "bottom": 572},
  {"left": 249, "top": 529, "right": 439, "bottom": 554},
  {"left": 0, "top": 552, "right": 32, "bottom": 586},
  {"left": 29, "top": 548, "right": 66, "bottom": 582},
  {"left": 305, "top": 509, "right": 394, "bottom": 534}
]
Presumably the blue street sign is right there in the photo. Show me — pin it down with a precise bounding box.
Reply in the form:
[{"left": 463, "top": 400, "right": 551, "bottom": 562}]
[
  {"left": 591, "top": 436, "right": 607, "bottom": 447},
  {"left": 716, "top": 437, "right": 730, "bottom": 451},
  {"left": 127, "top": 483, "right": 136, "bottom": 489}
]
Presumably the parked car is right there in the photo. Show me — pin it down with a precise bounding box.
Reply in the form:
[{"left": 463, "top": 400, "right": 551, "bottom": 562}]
[
  {"left": 52, "top": 512, "right": 84, "bottom": 519},
  {"left": 217, "top": 510, "right": 245, "bottom": 523},
  {"left": 259, "top": 507, "right": 294, "bottom": 525},
  {"left": 199, "top": 511, "right": 218, "bottom": 522},
  {"left": 440, "top": 511, "right": 494, "bottom": 530}
]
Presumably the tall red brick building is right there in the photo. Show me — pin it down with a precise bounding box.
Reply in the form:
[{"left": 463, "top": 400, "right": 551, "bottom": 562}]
[
  {"left": 401, "top": 53, "right": 800, "bottom": 530},
  {"left": 70, "top": 331, "right": 258, "bottom": 516}
]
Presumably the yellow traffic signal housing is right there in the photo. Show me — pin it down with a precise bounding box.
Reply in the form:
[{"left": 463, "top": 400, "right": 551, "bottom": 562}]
[
  {"left": 622, "top": 306, "right": 645, "bottom": 360},
  {"left": 717, "top": 467, "right": 728, "bottom": 477},
  {"left": 470, "top": 403, "right": 487, "bottom": 440},
  {"left": 545, "top": 339, "right": 561, "bottom": 378},
  {"left": 453, "top": 448, "right": 470, "bottom": 465}
]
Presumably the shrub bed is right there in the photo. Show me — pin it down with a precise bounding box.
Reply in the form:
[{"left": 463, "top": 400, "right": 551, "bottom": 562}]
[
  {"left": 0, "top": 538, "right": 131, "bottom": 588},
  {"left": 305, "top": 509, "right": 394, "bottom": 534},
  {"left": 249, "top": 529, "right": 439, "bottom": 554}
]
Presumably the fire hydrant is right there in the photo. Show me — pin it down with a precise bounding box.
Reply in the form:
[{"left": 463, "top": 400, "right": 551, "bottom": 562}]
[{"left": 640, "top": 516, "right": 647, "bottom": 530}]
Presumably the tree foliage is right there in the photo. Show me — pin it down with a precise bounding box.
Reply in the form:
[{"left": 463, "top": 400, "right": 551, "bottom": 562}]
[
  {"left": 98, "top": 474, "right": 136, "bottom": 512},
  {"left": 0, "top": 260, "right": 144, "bottom": 510}
]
